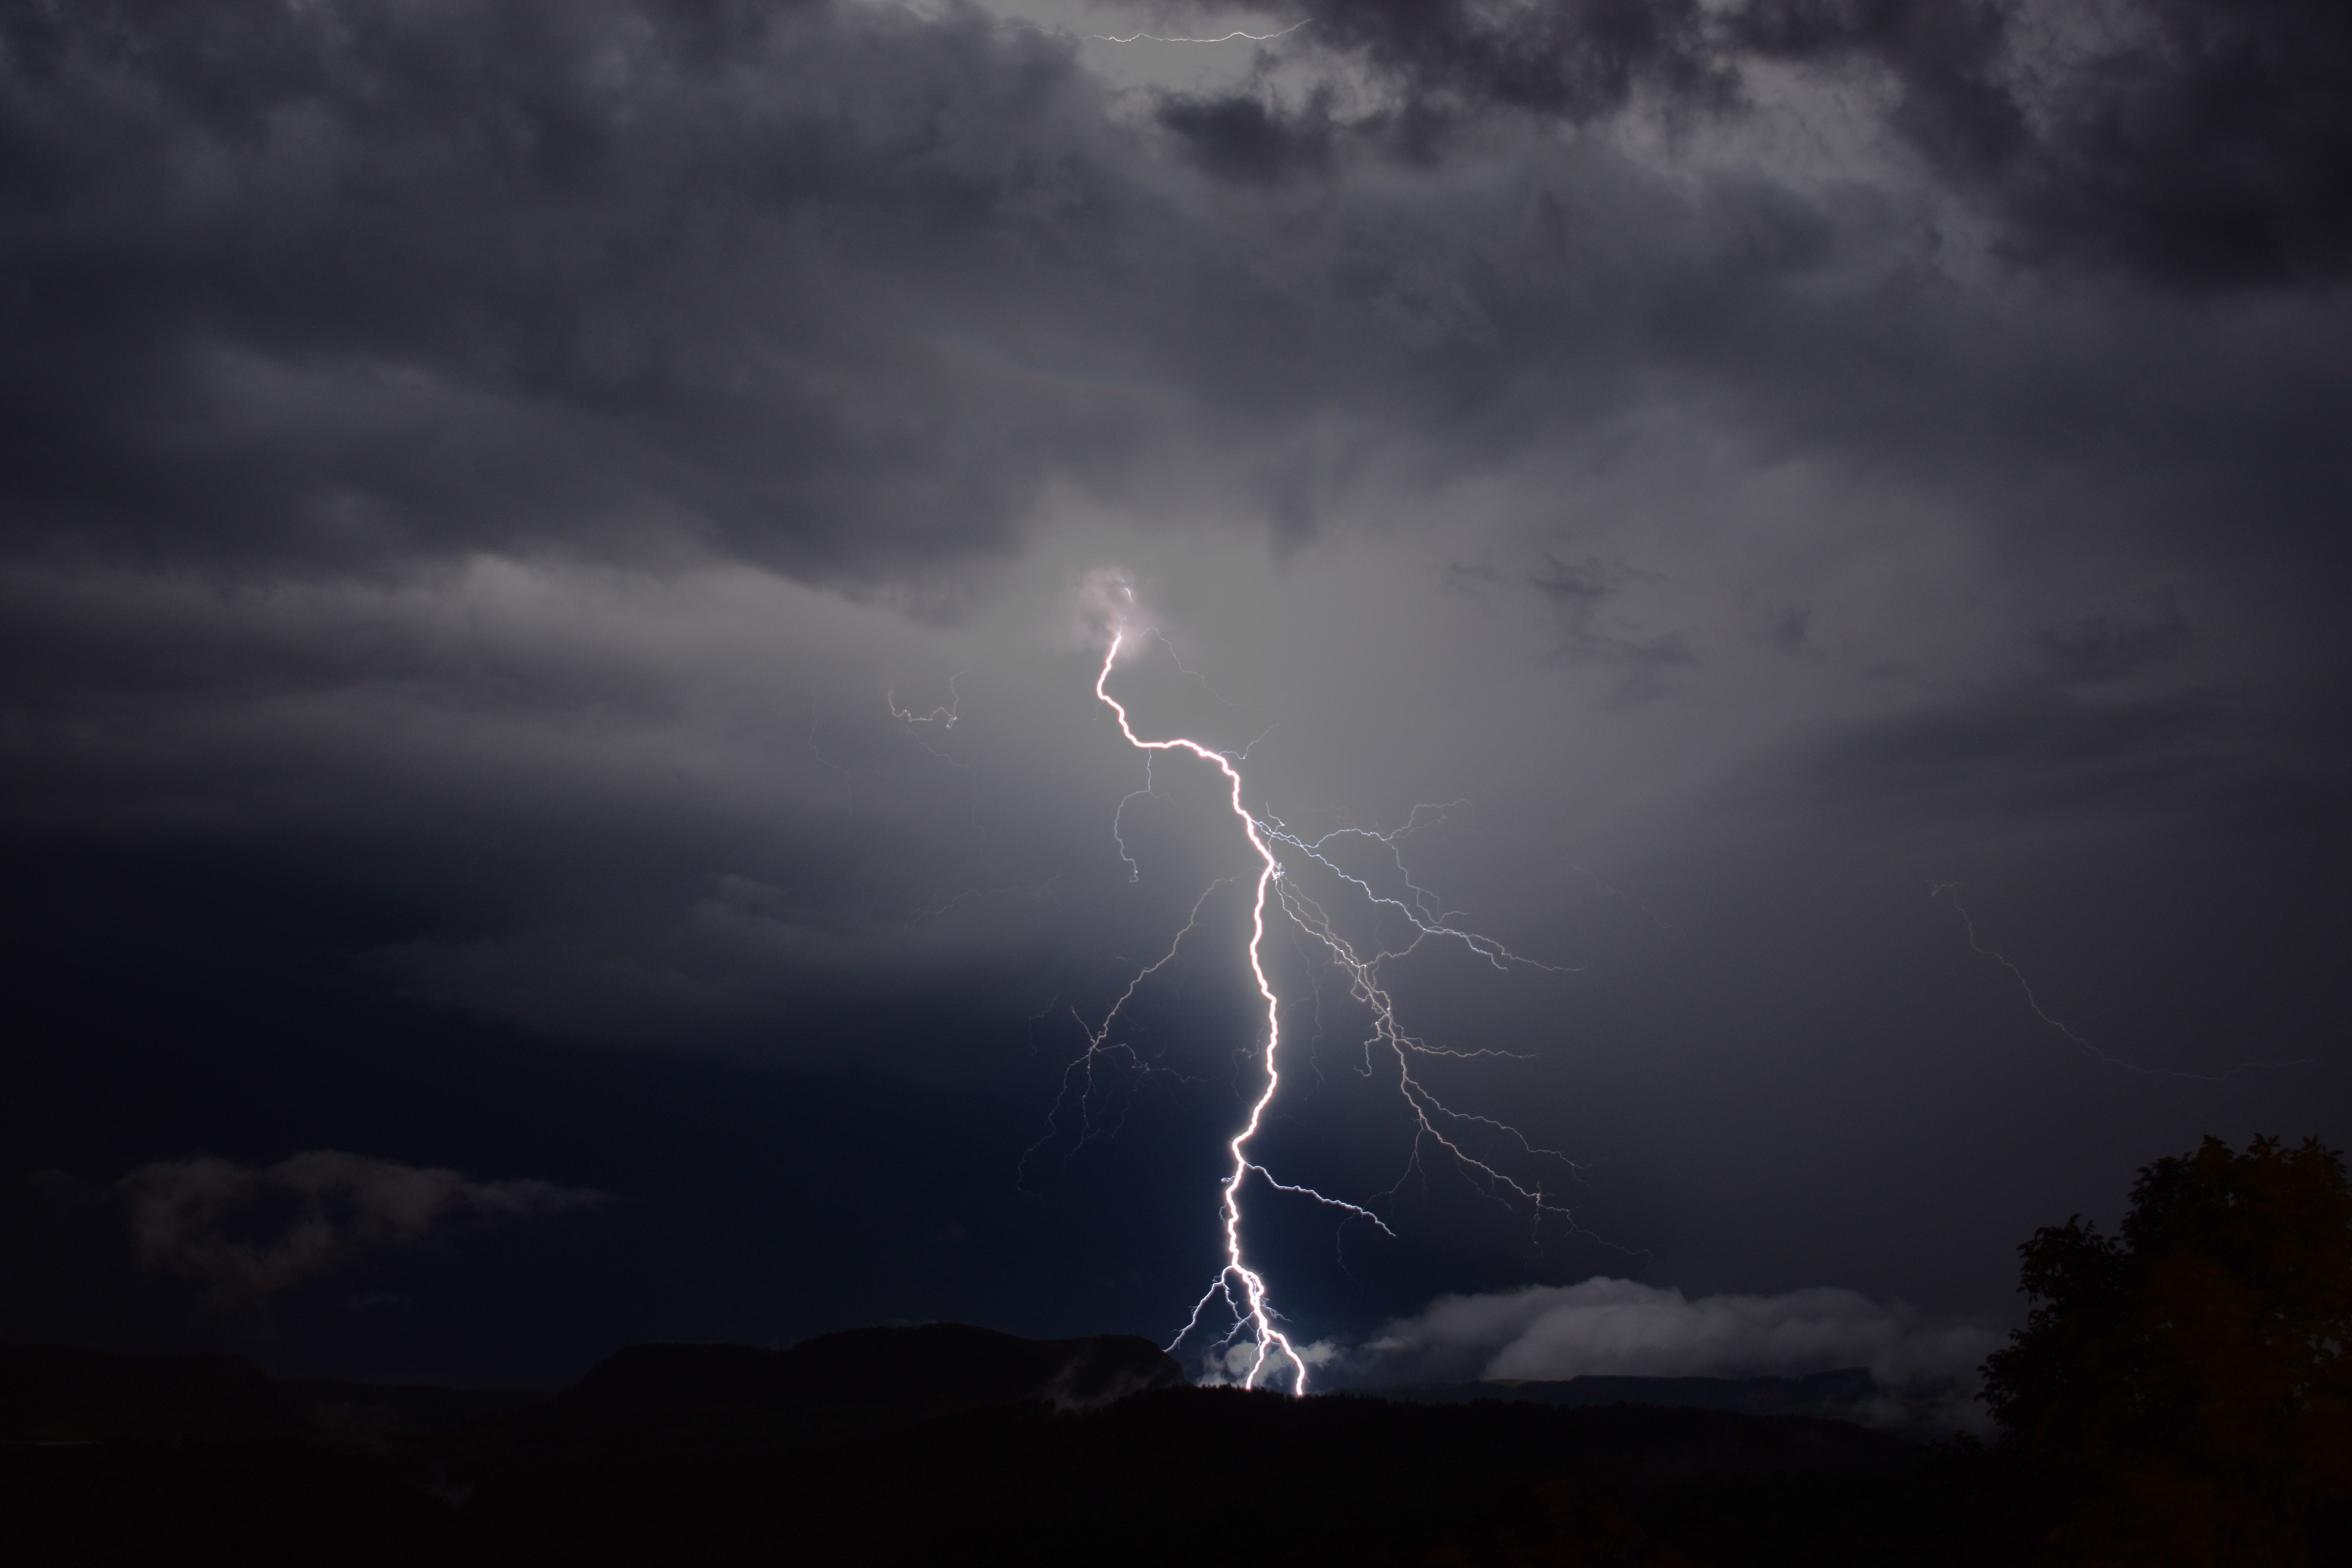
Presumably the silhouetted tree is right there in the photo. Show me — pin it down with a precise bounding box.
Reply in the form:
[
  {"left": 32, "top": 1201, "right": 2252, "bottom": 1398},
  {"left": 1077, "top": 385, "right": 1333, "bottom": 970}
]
[{"left": 1983, "top": 1135, "right": 2352, "bottom": 1565}]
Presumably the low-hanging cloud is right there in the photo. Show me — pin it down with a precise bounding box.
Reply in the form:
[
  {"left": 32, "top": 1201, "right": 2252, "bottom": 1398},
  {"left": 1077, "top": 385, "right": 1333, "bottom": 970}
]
[
  {"left": 1355, "top": 1277, "right": 2003, "bottom": 1401},
  {"left": 119, "top": 1150, "right": 607, "bottom": 1303}
]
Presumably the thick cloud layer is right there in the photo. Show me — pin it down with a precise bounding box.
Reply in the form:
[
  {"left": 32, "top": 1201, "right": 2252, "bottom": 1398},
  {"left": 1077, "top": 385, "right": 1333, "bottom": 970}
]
[
  {"left": 1734, "top": 0, "right": 2352, "bottom": 289},
  {"left": 1, "top": 0, "right": 2346, "bottom": 1377},
  {"left": 1, "top": 0, "right": 1147, "bottom": 586},
  {"left": 15, "top": 0, "right": 2343, "bottom": 606},
  {"left": 1153, "top": 0, "right": 2352, "bottom": 290}
]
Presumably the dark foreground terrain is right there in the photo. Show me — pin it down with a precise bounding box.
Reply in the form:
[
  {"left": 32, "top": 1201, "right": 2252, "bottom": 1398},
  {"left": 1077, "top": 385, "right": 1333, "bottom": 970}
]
[{"left": 3, "top": 1330, "right": 2014, "bottom": 1566}]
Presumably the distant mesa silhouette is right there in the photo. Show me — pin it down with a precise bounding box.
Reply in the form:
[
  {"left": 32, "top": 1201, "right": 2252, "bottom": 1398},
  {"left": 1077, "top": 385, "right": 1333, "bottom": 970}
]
[
  {"left": 556, "top": 1322, "right": 1185, "bottom": 1423},
  {"left": 6, "top": 1330, "right": 1974, "bottom": 1565},
  {"left": 0, "top": 1344, "right": 308, "bottom": 1445},
  {"left": 1, "top": 1323, "right": 1181, "bottom": 1452},
  {"left": 1388, "top": 1367, "right": 1884, "bottom": 1421}
]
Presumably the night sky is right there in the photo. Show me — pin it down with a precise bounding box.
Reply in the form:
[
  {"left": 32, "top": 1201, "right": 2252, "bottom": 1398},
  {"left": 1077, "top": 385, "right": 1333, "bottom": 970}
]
[{"left": 3, "top": 0, "right": 2347, "bottom": 1406}]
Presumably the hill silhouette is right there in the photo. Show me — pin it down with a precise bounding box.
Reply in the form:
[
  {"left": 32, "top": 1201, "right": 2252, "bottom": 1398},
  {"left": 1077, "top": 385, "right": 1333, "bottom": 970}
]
[
  {"left": 2, "top": 1344, "right": 308, "bottom": 1445},
  {"left": 1385, "top": 1368, "right": 1881, "bottom": 1419},
  {"left": 550, "top": 1322, "right": 1183, "bottom": 1419},
  {"left": 2, "top": 1329, "right": 2009, "bottom": 1566}
]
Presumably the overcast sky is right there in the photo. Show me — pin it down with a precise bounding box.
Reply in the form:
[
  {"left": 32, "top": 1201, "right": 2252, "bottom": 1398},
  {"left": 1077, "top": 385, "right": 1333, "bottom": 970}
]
[{"left": 4, "top": 0, "right": 2347, "bottom": 1392}]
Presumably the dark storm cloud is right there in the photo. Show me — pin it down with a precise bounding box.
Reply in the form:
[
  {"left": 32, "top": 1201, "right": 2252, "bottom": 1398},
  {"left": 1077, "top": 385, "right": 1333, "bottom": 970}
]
[
  {"left": 1734, "top": 0, "right": 2352, "bottom": 290},
  {"left": 1154, "top": 0, "right": 2352, "bottom": 291},
  {"left": 1526, "top": 554, "right": 1693, "bottom": 677},
  {"left": 1754, "top": 584, "right": 2344, "bottom": 840},
  {"left": 2036, "top": 595, "right": 2194, "bottom": 683},
  {"left": 1789, "top": 681, "right": 2233, "bottom": 825},
  {"left": 119, "top": 1150, "right": 605, "bottom": 1303},
  {"left": 1724, "top": 0, "right": 2024, "bottom": 180},
  {"left": 4, "top": 1, "right": 2343, "bottom": 1024},
  {"left": 0, "top": 0, "right": 1149, "bottom": 589},
  {"left": 1155, "top": 89, "right": 1332, "bottom": 185},
  {"left": 1280, "top": 0, "right": 1730, "bottom": 122},
  {"left": 0, "top": 0, "right": 1826, "bottom": 593},
  {"left": 1, "top": 0, "right": 2347, "bottom": 1376},
  {"left": 1152, "top": 0, "right": 1728, "bottom": 174},
  {"left": 10, "top": 0, "right": 2336, "bottom": 613}
]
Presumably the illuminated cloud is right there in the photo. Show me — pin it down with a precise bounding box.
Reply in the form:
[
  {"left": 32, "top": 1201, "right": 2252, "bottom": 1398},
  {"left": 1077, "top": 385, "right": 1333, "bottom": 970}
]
[{"left": 1363, "top": 1277, "right": 1999, "bottom": 1387}]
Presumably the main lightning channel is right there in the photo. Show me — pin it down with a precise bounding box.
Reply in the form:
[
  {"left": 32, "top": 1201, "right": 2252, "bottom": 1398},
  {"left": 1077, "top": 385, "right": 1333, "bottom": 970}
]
[
  {"left": 1094, "top": 628, "right": 1312, "bottom": 1394},
  {"left": 1080, "top": 618, "right": 1588, "bottom": 1393}
]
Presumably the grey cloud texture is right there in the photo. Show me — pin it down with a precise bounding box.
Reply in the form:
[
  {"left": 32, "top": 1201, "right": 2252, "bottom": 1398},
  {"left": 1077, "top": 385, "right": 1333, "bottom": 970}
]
[
  {"left": 1734, "top": 0, "right": 2352, "bottom": 290},
  {"left": 1148, "top": 0, "right": 1731, "bottom": 176},
  {"left": 18, "top": 0, "right": 2336, "bottom": 612},
  {"left": 3, "top": 0, "right": 2345, "bottom": 1335},
  {"left": 1154, "top": 0, "right": 2352, "bottom": 291},
  {"left": 119, "top": 1150, "right": 606, "bottom": 1302},
  {"left": 1, "top": 0, "right": 1142, "bottom": 589}
]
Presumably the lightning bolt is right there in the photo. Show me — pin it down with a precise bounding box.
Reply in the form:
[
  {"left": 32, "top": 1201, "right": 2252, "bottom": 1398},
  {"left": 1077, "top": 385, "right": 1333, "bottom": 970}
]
[
  {"left": 1093, "top": 625, "right": 1321, "bottom": 1394},
  {"left": 1081, "top": 610, "right": 1581, "bottom": 1394}
]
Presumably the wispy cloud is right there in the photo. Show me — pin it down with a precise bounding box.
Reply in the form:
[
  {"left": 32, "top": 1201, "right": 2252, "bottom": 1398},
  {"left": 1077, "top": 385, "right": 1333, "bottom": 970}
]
[
  {"left": 119, "top": 1151, "right": 605, "bottom": 1304},
  {"left": 1350, "top": 1277, "right": 2004, "bottom": 1429}
]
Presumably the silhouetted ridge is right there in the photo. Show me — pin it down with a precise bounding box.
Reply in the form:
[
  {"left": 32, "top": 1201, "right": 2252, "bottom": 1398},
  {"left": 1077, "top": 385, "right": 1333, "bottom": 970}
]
[
  {"left": 559, "top": 1322, "right": 1183, "bottom": 1422},
  {"left": 274, "top": 1378, "right": 550, "bottom": 1434},
  {"left": 462, "top": 1379, "right": 1935, "bottom": 1564},
  {"left": 3, "top": 1347, "right": 489, "bottom": 1567},
  {"left": 0, "top": 1345, "right": 304, "bottom": 1444},
  {"left": 1385, "top": 1367, "right": 1883, "bottom": 1421},
  {"left": 7, "top": 1338, "right": 2012, "bottom": 1564}
]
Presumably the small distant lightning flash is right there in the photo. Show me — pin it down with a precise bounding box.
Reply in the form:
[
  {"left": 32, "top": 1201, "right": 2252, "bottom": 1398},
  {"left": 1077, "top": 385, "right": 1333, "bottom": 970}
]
[
  {"left": 1930, "top": 881, "right": 2327, "bottom": 1081},
  {"left": 1075, "top": 579, "right": 1576, "bottom": 1394},
  {"left": 889, "top": 667, "right": 967, "bottom": 758}
]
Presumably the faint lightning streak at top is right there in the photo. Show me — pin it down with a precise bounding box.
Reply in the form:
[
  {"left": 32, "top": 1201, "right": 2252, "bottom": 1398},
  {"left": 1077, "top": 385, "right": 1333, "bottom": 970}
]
[{"left": 1089, "top": 22, "right": 1307, "bottom": 44}]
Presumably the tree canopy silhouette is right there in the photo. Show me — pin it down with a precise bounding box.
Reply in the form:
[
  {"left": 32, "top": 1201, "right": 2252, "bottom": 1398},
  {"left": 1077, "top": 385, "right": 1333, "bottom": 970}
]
[{"left": 1983, "top": 1134, "right": 2352, "bottom": 1565}]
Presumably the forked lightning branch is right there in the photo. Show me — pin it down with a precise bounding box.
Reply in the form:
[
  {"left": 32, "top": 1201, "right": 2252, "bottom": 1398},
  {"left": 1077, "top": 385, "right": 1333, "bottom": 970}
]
[{"left": 1071, "top": 581, "right": 1576, "bottom": 1394}]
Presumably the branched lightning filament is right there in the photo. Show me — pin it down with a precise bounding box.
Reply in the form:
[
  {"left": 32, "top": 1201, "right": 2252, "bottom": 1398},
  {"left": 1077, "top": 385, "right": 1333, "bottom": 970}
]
[{"left": 1080, "top": 622, "right": 1576, "bottom": 1395}]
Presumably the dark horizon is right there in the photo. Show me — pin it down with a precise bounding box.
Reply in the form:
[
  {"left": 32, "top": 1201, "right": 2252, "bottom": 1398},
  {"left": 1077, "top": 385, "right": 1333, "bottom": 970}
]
[{"left": 4, "top": 0, "right": 2347, "bottom": 1402}]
